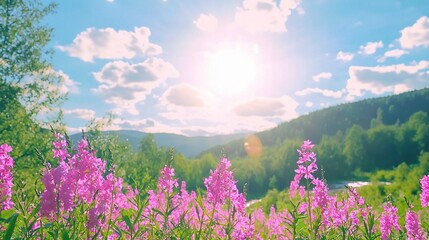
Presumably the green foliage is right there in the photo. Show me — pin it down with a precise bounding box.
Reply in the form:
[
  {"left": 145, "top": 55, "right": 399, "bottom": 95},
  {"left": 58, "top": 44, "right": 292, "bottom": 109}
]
[
  {"left": 358, "top": 151, "right": 429, "bottom": 226},
  {"left": 0, "top": 0, "right": 65, "bottom": 183},
  {"left": 0, "top": 0, "right": 63, "bottom": 115},
  {"left": 0, "top": 83, "right": 54, "bottom": 182}
]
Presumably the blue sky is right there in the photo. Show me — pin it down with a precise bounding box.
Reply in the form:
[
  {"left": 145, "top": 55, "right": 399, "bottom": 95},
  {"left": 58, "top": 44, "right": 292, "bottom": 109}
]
[{"left": 45, "top": 0, "right": 429, "bottom": 136}]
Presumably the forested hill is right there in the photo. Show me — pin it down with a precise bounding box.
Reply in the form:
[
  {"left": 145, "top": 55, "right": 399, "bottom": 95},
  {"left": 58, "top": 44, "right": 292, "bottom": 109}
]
[{"left": 203, "top": 88, "right": 429, "bottom": 158}]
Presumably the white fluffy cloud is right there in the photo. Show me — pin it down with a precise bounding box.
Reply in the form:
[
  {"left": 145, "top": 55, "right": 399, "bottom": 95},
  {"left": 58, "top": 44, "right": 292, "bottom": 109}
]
[
  {"left": 156, "top": 94, "right": 299, "bottom": 136},
  {"left": 112, "top": 118, "right": 156, "bottom": 129},
  {"left": 346, "top": 61, "right": 429, "bottom": 99},
  {"left": 358, "top": 41, "right": 384, "bottom": 55},
  {"left": 305, "top": 101, "right": 313, "bottom": 107},
  {"left": 58, "top": 27, "right": 162, "bottom": 62},
  {"left": 312, "top": 72, "right": 332, "bottom": 82},
  {"left": 400, "top": 16, "right": 429, "bottom": 49},
  {"left": 233, "top": 96, "right": 299, "bottom": 118},
  {"left": 295, "top": 88, "right": 343, "bottom": 98},
  {"left": 92, "top": 58, "right": 179, "bottom": 115},
  {"left": 35, "top": 68, "right": 79, "bottom": 95},
  {"left": 56, "top": 70, "right": 80, "bottom": 94},
  {"left": 234, "top": 0, "right": 302, "bottom": 33},
  {"left": 160, "top": 84, "right": 212, "bottom": 108},
  {"left": 377, "top": 49, "right": 409, "bottom": 62},
  {"left": 336, "top": 51, "right": 354, "bottom": 61},
  {"left": 194, "top": 14, "right": 218, "bottom": 32},
  {"left": 64, "top": 108, "right": 96, "bottom": 120}
]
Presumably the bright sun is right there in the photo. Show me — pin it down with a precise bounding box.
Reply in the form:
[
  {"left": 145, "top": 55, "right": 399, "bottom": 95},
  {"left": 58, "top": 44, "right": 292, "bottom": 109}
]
[{"left": 205, "top": 44, "right": 258, "bottom": 95}]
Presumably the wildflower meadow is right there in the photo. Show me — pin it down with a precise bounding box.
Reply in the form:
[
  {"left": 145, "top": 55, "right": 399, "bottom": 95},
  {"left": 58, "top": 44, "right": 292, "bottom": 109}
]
[{"left": 1, "top": 135, "right": 429, "bottom": 239}]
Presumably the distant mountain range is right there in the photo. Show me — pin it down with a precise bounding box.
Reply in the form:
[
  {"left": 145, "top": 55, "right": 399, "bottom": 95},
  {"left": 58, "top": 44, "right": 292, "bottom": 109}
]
[{"left": 70, "top": 130, "right": 247, "bottom": 157}]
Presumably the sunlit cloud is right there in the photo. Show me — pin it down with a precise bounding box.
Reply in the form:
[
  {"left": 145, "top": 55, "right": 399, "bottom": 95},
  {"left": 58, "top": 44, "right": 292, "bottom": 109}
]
[
  {"left": 358, "top": 41, "right": 384, "bottom": 55},
  {"left": 194, "top": 14, "right": 218, "bottom": 33},
  {"left": 234, "top": 0, "right": 302, "bottom": 33},
  {"left": 377, "top": 49, "right": 409, "bottom": 62},
  {"left": 57, "top": 27, "right": 162, "bottom": 62},
  {"left": 296, "top": 6, "right": 305, "bottom": 15},
  {"left": 233, "top": 96, "right": 299, "bottom": 118},
  {"left": 312, "top": 72, "right": 332, "bottom": 82},
  {"left": 160, "top": 84, "right": 213, "bottom": 108},
  {"left": 295, "top": 88, "right": 343, "bottom": 98},
  {"left": 346, "top": 61, "right": 429, "bottom": 100},
  {"left": 36, "top": 68, "right": 79, "bottom": 95},
  {"left": 400, "top": 16, "right": 429, "bottom": 49},
  {"left": 66, "top": 126, "right": 84, "bottom": 134},
  {"left": 336, "top": 51, "right": 354, "bottom": 61},
  {"left": 56, "top": 70, "right": 80, "bottom": 94},
  {"left": 63, "top": 108, "right": 96, "bottom": 120},
  {"left": 92, "top": 58, "right": 179, "bottom": 115},
  {"left": 305, "top": 101, "right": 313, "bottom": 107},
  {"left": 157, "top": 95, "right": 299, "bottom": 136},
  {"left": 112, "top": 118, "right": 156, "bottom": 129}
]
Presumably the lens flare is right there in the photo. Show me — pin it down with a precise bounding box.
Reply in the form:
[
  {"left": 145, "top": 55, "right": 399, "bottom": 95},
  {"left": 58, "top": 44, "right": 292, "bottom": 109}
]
[{"left": 244, "top": 134, "right": 263, "bottom": 158}]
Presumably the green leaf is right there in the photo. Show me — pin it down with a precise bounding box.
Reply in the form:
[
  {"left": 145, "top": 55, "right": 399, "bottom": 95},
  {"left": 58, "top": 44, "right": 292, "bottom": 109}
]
[
  {"left": 121, "top": 211, "right": 133, "bottom": 232},
  {"left": 61, "top": 230, "right": 71, "bottom": 240},
  {"left": 152, "top": 208, "right": 166, "bottom": 218},
  {"left": 0, "top": 209, "right": 16, "bottom": 221},
  {"left": 4, "top": 213, "right": 18, "bottom": 240}
]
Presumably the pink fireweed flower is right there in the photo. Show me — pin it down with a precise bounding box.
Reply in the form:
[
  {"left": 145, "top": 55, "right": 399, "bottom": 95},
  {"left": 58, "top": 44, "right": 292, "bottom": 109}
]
[
  {"left": 380, "top": 202, "right": 400, "bottom": 240},
  {"left": 298, "top": 185, "right": 306, "bottom": 199},
  {"left": 405, "top": 210, "right": 426, "bottom": 240},
  {"left": 232, "top": 214, "right": 255, "bottom": 240},
  {"left": 298, "top": 202, "right": 308, "bottom": 214},
  {"left": 204, "top": 158, "right": 244, "bottom": 209},
  {"left": 323, "top": 196, "right": 349, "bottom": 228},
  {"left": 0, "top": 143, "right": 14, "bottom": 210},
  {"left": 312, "top": 178, "right": 328, "bottom": 209},
  {"left": 87, "top": 173, "right": 132, "bottom": 230},
  {"left": 266, "top": 205, "right": 285, "bottom": 238},
  {"left": 297, "top": 140, "right": 316, "bottom": 164},
  {"left": 158, "top": 165, "right": 179, "bottom": 194},
  {"left": 41, "top": 137, "right": 134, "bottom": 230},
  {"left": 143, "top": 166, "right": 183, "bottom": 230},
  {"left": 290, "top": 140, "right": 318, "bottom": 198},
  {"left": 349, "top": 210, "right": 360, "bottom": 227},
  {"left": 289, "top": 175, "right": 301, "bottom": 198},
  {"left": 420, "top": 175, "right": 429, "bottom": 208},
  {"left": 40, "top": 162, "right": 69, "bottom": 219},
  {"left": 52, "top": 133, "right": 69, "bottom": 161},
  {"left": 295, "top": 161, "right": 318, "bottom": 180},
  {"left": 347, "top": 187, "right": 365, "bottom": 206},
  {"left": 170, "top": 181, "right": 196, "bottom": 226}
]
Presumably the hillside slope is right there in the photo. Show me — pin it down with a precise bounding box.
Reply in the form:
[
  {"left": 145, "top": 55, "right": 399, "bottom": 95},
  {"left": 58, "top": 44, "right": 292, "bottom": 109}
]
[{"left": 203, "top": 88, "right": 429, "bottom": 158}]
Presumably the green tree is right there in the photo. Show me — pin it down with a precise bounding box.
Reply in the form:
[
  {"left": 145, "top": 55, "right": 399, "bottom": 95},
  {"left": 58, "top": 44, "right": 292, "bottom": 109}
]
[
  {"left": 0, "top": 0, "right": 63, "bottom": 115},
  {"left": 343, "top": 125, "right": 367, "bottom": 171},
  {"left": 316, "top": 135, "right": 346, "bottom": 180},
  {"left": 0, "top": 82, "right": 53, "bottom": 181},
  {"left": 407, "top": 112, "right": 429, "bottom": 152},
  {"left": 0, "top": 0, "right": 64, "bottom": 182},
  {"left": 367, "top": 125, "right": 401, "bottom": 169}
]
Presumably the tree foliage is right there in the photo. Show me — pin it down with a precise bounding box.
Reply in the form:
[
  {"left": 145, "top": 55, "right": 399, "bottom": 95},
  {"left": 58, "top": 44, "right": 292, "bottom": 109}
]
[
  {"left": 0, "top": 0, "right": 63, "bottom": 115},
  {"left": 0, "top": 0, "right": 61, "bottom": 182}
]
